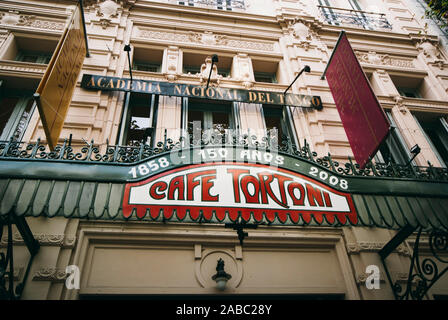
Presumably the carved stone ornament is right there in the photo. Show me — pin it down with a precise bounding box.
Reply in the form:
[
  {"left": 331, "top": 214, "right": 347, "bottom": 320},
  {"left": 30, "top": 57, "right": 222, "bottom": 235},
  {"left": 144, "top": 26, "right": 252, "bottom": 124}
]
[
  {"left": 84, "top": 0, "right": 135, "bottom": 9},
  {"left": 188, "top": 31, "right": 228, "bottom": 46},
  {"left": 0, "top": 233, "right": 76, "bottom": 248},
  {"left": 394, "top": 96, "right": 408, "bottom": 114},
  {"left": 199, "top": 56, "right": 222, "bottom": 86},
  {"left": 418, "top": 41, "right": 442, "bottom": 61},
  {"left": 83, "top": 0, "right": 130, "bottom": 29},
  {"left": 139, "top": 29, "right": 274, "bottom": 52},
  {"left": 356, "top": 51, "right": 414, "bottom": 68},
  {"left": 356, "top": 272, "right": 386, "bottom": 284},
  {"left": 32, "top": 267, "right": 67, "bottom": 282},
  {"left": 97, "top": 0, "right": 119, "bottom": 19},
  {"left": 292, "top": 21, "right": 312, "bottom": 42},
  {"left": 165, "top": 46, "right": 180, "bottom": 82},
  {"left": 418, "top": 40, "right": 446, "bottom": 69},
  {"left": 0, "top": 11, "right": 35, "bottom": 26},
  {"left": 346, "top": 241, "right": 411, "bottom": 256}
]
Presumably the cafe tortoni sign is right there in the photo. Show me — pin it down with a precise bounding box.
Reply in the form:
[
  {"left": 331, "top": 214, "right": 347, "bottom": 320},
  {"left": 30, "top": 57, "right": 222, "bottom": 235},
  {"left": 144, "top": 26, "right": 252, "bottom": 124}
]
[
  {"left": 122, "top": 147, "right": 358, "bottom": 225},
  {"left": 81, "top": 74, "right": 323, "bottom": 108}
]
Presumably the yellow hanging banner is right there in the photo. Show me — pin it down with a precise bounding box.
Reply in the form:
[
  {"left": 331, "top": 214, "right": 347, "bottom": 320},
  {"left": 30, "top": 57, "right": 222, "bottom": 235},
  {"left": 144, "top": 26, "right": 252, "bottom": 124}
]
[{"left": 35, "top": 4, "right": 86, "bottom": 150}]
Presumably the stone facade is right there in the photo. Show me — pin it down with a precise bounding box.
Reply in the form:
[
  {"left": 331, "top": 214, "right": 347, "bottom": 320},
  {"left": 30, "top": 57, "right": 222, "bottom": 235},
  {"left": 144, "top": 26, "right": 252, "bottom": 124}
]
[{"left": 1, "top": 0, "right": 448, "bottom": 300}]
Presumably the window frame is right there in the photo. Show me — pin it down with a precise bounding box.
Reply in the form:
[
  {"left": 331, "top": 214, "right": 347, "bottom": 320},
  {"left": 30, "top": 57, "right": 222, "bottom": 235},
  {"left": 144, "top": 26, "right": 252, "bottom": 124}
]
[
  {"left": 413, "top": 113, "right": 448, "bottom": 168},
  {"left": 15, "top": 51, "right": 51, "bottom": 64},
  {"left": 261, "top": 104, "right": 298, "bottom": 147},
  {"left": 254, "top": 71, "right": 277, "bottom": 84},
  {"left": 181, "top": 98, "right": 239, "bottom": 139},
  {"left": 117, "top": 92, "right": 158, "bottom": 147},
  {"left": 0, "top": 89, "right": 36, "bottom": 141},
  {"left": 374, "top": 111, "right": 411, "bottom": 165}
]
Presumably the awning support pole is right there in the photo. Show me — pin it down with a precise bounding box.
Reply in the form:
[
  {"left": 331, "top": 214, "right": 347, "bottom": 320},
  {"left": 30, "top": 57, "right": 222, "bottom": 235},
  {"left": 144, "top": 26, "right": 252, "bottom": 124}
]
[{"left": 0, "top": 214, "right": 40, "bottom": 300}]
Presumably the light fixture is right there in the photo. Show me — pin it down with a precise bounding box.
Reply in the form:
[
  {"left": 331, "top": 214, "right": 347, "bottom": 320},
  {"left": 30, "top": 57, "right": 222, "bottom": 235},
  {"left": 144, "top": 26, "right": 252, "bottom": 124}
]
[
  {"left": 124, "top": 44, "right": 133, "bottom": 85},
  {"left": 211, "top": 258, "right": 232, "bottom": 290},
  {"left": 406, "top": 144, "right": 421, "bottom": 166},
  {"left": 206, "top": 54, "right": 219, "bottom": 89},
  {"left": 284, "top": 65, "right": 311, "bottom": 95}
]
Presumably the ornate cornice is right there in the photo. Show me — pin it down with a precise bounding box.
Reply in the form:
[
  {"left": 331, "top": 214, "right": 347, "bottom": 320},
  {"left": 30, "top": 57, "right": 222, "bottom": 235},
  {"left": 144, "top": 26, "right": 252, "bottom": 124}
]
[
  {"left": 0, "top": 233, "right": 76, "bottom": 248},
  {"left": 137, "top": 28, "right": 275, "bottom": 52},
  {"left": 355, "top": 271, "right": 413, "bottom": 285},
  {"left": 32, "top": 267, "right": 67, "bottom": 282},
  {"left": 0, "top": 10, "right": 65, "bottom": 31},
  {"left": 346, "top": 241, "right": 411, "bottom": 257},
  {"left": 355, "top": 51, "right": 415, "bottom": 69},
  {"left": 0, "top": 60, "right": 47, "bottom": 78}
]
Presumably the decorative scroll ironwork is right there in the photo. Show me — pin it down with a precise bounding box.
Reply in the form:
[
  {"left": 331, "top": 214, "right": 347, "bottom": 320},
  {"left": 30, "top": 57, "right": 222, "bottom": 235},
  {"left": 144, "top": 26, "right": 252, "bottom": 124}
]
[
  {"left": 388, "top": 227, "right": 448, "bottom": 300},
  {"left": 176, "top": 0, "right": 245, "bottom": 10},
  {"left": 0, "top": 132, "right": 447, "bottom": 182},
  {"left": 318, "top": 5, "right": 392, "bottom": 30}
]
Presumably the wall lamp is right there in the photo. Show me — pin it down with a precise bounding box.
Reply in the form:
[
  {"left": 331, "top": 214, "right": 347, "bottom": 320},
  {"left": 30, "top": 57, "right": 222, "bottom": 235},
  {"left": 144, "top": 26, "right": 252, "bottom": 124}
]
[
  {"left": 211, "top": 258, "right": 232, "bottom": 290},
  {"left": 284, "top": 65, "right": 311, "bottom": 95},
  {"left": 206, "top": 54, "right": 219, "bottom": 90},
  {"left": 124, "top": 44, "right": 133, "bottom": 85},
  {"left": 406, "top": 144, "right": 421, "bottom": 166}
]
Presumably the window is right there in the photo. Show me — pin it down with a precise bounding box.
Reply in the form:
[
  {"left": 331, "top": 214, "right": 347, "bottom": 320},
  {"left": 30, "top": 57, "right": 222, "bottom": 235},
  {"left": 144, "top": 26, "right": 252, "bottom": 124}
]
[
  {"left": 0, "top": 35, "right": 56, "bottom": 64},
  {"left": 262, "top": 105, "right": 297, "bottom": 145},
  {"left": 183, "top": 98, "right": 236, "bottom": 137},
  {"left": 0, "top": 81, "right": 35, "bottom": 141},
  {"left": 131, "top": 47, "right": 163, "bottom": 74},
  {"left": 263, "top": 106, "right": 286, "bottom": 139},
  {"left": 374, "top": 111, "right": 410, "bottom": 165},
  {"left": 413, "top": 112, "right": 448, "bottom": 167},
  {"left": 390, "top": 75, "right": 438, "bottom": 100},
  {"left": 397, "top": 87, "right": 421, "bottom": 99},
  {"left": 183, "top": 65, "right": 201, "bottom": 75},
  {"left": 183, "top": 52, "right": 232, "bottom": 78},
  {"left": 15, "top": 51, "right": 51, "bottom": 64},
  {"left": 254, "top": 72, "right": 277, "bottom": 84},
  {"left": 119, "top": 93, "right": 158, "bottom": 146},
  {"left": 252, "top": 59, "right": 280, "bottom": 84},
  {"left": 133, "top": 62, "right": 161, "bottom": 73}
]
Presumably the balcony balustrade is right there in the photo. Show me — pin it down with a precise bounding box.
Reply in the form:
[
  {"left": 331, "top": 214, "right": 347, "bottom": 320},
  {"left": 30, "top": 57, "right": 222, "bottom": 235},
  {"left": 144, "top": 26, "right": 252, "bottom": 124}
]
[{"left": 318, "top": 5, "right": 392, "bottom": 30}]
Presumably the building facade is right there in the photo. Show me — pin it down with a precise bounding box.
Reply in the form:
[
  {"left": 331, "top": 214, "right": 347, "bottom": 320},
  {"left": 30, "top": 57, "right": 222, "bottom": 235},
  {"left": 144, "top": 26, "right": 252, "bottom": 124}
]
[{"left": 1, "top": 0, "right": 448, "bottom": 300}]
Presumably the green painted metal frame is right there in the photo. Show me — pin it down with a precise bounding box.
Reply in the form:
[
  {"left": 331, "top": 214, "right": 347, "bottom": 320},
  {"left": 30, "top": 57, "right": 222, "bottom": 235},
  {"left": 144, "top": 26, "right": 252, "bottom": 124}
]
[{"left": 0, "top": 214, "right": 39, "bottom": 300}]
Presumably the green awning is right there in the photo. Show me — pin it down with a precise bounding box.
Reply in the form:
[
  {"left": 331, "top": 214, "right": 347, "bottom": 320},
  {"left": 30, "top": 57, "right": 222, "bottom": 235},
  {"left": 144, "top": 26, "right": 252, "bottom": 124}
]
[{"left": 1, "top": 143, "right": 447, "bottom": 231}]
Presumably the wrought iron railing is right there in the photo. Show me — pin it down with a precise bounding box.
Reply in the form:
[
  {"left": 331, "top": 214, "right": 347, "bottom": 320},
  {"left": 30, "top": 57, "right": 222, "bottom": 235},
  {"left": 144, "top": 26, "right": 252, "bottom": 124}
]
[
  {"left": 0, "top": 132, "right": 447, "bottom": 182},
  {"left": 318, "top": 5, "right": 392, "bottom": 30},
  {"left": 383, "top": 227, "right": 448, "bottom": 300},
  {"left": 175, "top": 0, "right": 245, "bottom": 10}
]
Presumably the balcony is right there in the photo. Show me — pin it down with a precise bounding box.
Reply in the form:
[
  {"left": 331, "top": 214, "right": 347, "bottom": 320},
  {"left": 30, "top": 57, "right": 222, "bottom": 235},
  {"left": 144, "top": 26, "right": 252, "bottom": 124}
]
[
  {"left": 173, "top": 0, "right": 245, "bottom": 11},
  {"left": 0, "top": 60, "right": 47, "bottom": 79},
  {"left": 318, "top": 5, "right": 392, "bottom": 31}
]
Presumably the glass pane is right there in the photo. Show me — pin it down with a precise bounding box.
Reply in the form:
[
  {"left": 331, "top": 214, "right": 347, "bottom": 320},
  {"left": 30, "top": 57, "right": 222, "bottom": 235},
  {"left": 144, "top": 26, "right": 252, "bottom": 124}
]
[
  {"left": 0, "top": 97, "right": 19, "bottom": 138},
  {"left": 212, "top": 111, "right": 230, "bottom": 134},
  {"left": 188, "top": 109, "right": 204, "bottom": 136},
  {"left": 421, "top": 120, "right": 448, "bottom": 166},
  {"left": 11, "top": 99, "right": 34, "bottom": 141},
  {"left": 126, "top": 94, "right": 152, "bottom": 146},
  {"left": 263, "top": 107, "right": 285, "bottom": 140}
]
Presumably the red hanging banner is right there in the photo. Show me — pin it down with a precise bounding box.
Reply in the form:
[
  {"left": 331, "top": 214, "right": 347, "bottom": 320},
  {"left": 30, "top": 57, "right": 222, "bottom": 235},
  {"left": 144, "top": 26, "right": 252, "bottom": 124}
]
[{"left": 324, "top": 31, "right": 390, "bottom": 169}]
